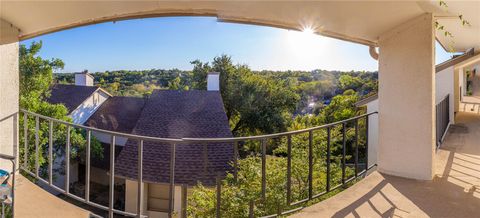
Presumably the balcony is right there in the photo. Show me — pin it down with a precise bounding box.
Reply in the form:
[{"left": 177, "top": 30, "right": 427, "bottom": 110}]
[
  {"left": 7, "top": 109, "right": 377, "bottom": 217},
  {"left": 5, "top": 109, "right": 480, "bottom": 218},
  {"left": 293, "top": 111, "right": 480, "bottom": 217}
]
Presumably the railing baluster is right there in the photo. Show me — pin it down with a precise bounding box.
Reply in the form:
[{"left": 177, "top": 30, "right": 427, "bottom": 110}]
[
  {"left": 85, "top": 130, "right": 91, "bottom": 202},
  {"left": 286, "top": 135, "right": 292, "bottom": 204},
  {"left": 342, "top": 122, "right": 346, "bottom": 185},
  {"left": 168, "top": 143, "right": 176, "bottom": 218},
  {"left": 35, "top": 116, "right": 39, "bottom": 177},
  {"left": 182, "top": 184, "right": 187, "bottom": 218},
  {"left": 308, "top": 130, "right": 313, "bottom": 200},
  {"left": 49, "top": 120, "right": 53, "bottom": 185},
  {"left": 249, "top": 200, "right": 254, "bottom": 218},
  {"left": 109, "top": 135, "right": 116, "bottom": 218},
  {"left": 203, "top": 144, "right": 207, "bottom": 177},
  {"left": 261, "top": 139, "right": 267, "bottom": 201},
  {"left": 233, "top": 141, "right": 239, "bottom": 183},
  {"left": 354, "top": 119, "right": 359, "bottom": 178},
  {"left": 326, "top": 127, "right": 331, "bottom": 192},
  {"left": 66, "top": 126, "right": 71, "bottom": 194},
  {"left": 23, "top": 112, "right": 28, "bottom": 169},
  {"left": 365, "top": 116, "right": 369, "bottom": 173},
  {"left": 216, "top": 176, "right": 221, "bottom": 218},
  {"left": 137, "top": 140, "right": 143, "bottom": 218}
]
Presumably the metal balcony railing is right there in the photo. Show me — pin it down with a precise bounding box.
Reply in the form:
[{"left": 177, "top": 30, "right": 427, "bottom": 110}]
[
  {"left": 436, "top": 94, "right": 450, "bottom": 148},
  {"left": 18, "top": 109, "right": 378, "bottom": 218}
]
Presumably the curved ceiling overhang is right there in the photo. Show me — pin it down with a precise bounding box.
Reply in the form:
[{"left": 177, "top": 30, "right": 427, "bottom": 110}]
[{"left": 0, "top": 1, "right": 478, "bottom": 52}]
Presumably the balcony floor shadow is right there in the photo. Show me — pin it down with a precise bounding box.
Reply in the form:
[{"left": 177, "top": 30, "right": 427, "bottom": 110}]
[
  {"left": 14, "top": 174, "right": 91, "bottom": 218},
  {"left": 290, "top": 112, "right": 480, "bottom": 218}
]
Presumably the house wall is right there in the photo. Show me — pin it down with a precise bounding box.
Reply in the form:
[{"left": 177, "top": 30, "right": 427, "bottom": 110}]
[
  {"left": 0, "top": 19, "right": 19, "bottom": 171},
  {"left": 70, "top": 90, "right": 109, "bottom": 124},
  {"left": 366, "top": 64, "right": 455, "bottom": 168},
  {"left": 125, "top": 180, "right": 184, "bottom": 218},
  {"left": 90, "top": 166, "right": 110, "bottom": 185},
  {"left": 365, "top": 100, "right": 378, "bottom": 168}
]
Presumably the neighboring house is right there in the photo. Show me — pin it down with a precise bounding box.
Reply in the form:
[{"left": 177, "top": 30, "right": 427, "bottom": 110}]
[
  {"left": 48, "top": 71, "right": 111, "bottom": 124},
  {"left": 48, "top": 71, "right": 232, "bottom": 217}
]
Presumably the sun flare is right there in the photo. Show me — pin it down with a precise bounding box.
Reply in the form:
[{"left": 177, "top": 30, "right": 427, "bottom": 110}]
[{"left": 286, "top": 27, "right": 326, "bottom": 59}]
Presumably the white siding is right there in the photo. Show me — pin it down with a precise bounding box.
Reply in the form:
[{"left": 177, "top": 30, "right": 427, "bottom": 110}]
[{"left": 70, "top": 90, "right": 109, "bottom": 124}]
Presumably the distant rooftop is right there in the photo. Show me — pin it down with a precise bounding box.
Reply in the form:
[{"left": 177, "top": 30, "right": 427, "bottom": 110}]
[
  {"left": 115, "top": 90, "right": 234, "bottom": 185},
  {"left": 47, "top": 84, "right": 99, "bottom": 111},
  {"left": 85, "top": 96, "right": 146, "bottom": 133}
]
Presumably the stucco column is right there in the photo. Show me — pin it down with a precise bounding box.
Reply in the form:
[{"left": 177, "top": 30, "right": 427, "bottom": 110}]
[
  {"left": 454, "top": 68, "right": 460, "bottom": 113},
  {"left": 377, "top": 14, "right": 435, "bottom": 180},
  {"left": 0, "top": 19, "right": 20, "bottom": 171}
]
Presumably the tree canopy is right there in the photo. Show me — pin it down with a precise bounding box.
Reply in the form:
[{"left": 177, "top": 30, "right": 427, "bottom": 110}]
[{"left": 19, "top": 41, "right": 103, "bottom": 176}]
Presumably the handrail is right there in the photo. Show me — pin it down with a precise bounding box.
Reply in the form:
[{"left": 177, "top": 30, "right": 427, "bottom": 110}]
[
  {"left": 20, "top": 109, "right": 182, "bottom": 143},
  {"left": 21, "top": 109, "right": 377, "bottom": 143}
]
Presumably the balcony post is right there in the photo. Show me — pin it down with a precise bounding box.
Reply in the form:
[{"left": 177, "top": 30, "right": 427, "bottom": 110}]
[
  {"left": 0, "top": 18, "right": 20, "bottom": 175},
  {"left": 377, "top": 13, "right": 436, "bottom": 180}
]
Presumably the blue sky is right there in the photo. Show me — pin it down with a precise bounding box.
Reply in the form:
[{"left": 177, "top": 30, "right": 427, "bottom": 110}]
[{"left": 21, "top": 17, "right": 453, "bottom": 73}]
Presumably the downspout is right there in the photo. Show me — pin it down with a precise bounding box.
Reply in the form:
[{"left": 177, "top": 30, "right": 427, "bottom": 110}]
[{"left": 369, "top": 46, "right": 379, "bottom": 60}]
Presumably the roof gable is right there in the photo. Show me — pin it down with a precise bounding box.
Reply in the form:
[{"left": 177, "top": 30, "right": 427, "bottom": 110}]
[
  {"left": 115, "top": 90, "right": 234, "bottom": 185},
  {"left": 47, "top": 84, "right": 99, "bottom": 112}
]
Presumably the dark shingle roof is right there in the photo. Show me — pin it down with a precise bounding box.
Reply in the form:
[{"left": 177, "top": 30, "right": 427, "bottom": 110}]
[
  {"left": 47, "top": 84, "right": 99, "bottom": 112},
  {"left": 115, "top": 90, "right": 234, "bottom": 185},
  {"left": 85, "top": 96, "right": 146, "bottom": 133}
]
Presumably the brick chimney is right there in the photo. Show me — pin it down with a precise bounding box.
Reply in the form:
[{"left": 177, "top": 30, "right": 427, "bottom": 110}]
[
  {"left": 75, "top": 70, "right": 94, "bottom": 86},
  {"left": 207, "top": 72, "right": 220, "bottom": 91}
]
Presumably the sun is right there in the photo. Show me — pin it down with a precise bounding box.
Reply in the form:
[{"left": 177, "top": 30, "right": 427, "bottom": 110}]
[{"left": 286, "top": 26, "right": 325, "bottom": 58}]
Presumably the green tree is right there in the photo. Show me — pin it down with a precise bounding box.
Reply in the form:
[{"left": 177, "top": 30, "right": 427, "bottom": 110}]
[
  {"left": 193, "top": 55, "right": 299, "bottom": 136},
  {"left": 19, "top": 41, "right": 102, "bottom": 176},
  {"left": 320, "top": 90, "right": 359, "bottom": 124},
  {"left": 190, "top": 60, "right": 211, "bottom": 90}
]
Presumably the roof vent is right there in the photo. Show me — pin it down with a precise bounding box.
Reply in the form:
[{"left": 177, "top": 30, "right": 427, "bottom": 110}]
[
  {"left": 75, "top": 70, "right": 94, "bottom": 86},
  {"left": 207, "top": 72, "right": 220, "bottom": 91}
]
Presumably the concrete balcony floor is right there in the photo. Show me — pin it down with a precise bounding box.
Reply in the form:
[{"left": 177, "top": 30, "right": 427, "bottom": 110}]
[
  {"left": 15, "top": 174, "right": 90, "bottom": 218},
  {"left": 291, "top": 111, "right": 480, "bottom": 218}
]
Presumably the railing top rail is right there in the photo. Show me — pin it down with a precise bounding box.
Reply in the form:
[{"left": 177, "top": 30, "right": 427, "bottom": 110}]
[
  {"left": 20, "top": 109, "right": 378, "bottom": 143},
  {"left": 20, "top": 109, "right": 182, "bottom": 143},
  {"left": 183, "top": 111, "right": 378, "bottom": 142}
]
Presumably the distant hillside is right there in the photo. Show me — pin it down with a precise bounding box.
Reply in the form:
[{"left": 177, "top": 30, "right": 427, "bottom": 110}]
[{"left": 54, "top": 69, "right": 378, "bottom": 115}]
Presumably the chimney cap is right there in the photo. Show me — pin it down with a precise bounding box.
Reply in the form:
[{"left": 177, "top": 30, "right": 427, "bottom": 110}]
[{"left": 75, "top": 70, "right": 94, "bottom": 79}]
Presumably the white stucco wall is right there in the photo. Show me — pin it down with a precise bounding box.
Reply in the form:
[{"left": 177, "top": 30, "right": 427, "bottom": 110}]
[
  {"left": 377, "top": 14, "right": 435, "bottom": 180},
  {"left": 70, "top": 90, "right": 109, "bottom": 124},
  {"left": 365, "top": 100, "right": 378, "bottom": 168},
  {"left": 435, "top": 66, "right": 455, "bottom": 124},
  {"left": 0, "top": 19, "right": 19, "bottom": 171}
]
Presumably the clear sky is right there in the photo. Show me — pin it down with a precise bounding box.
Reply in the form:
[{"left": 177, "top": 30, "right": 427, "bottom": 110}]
[{"left": 21, "top": 16, "right": 453, "bottom": 73}]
